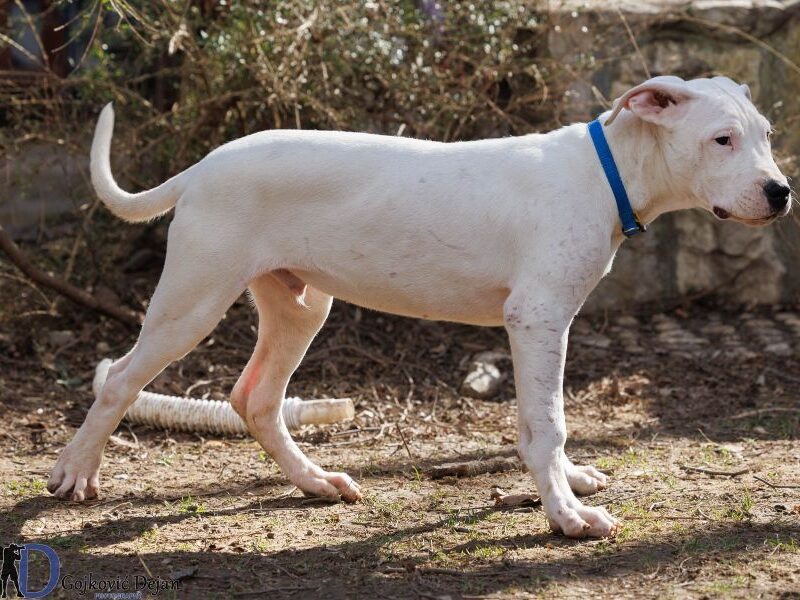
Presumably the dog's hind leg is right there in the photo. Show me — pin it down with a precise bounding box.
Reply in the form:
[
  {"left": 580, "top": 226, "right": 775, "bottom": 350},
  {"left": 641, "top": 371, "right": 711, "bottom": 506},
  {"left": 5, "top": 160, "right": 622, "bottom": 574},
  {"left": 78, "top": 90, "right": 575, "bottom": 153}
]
[
  {"left": 231, "top": 272, "right": 361, "bottom": 502},
  {"left": 48, "top": 215, "right": 247, "bottom": 502},
  {"left": 563, "top": 455, "right": 608, "bottom": 495}
]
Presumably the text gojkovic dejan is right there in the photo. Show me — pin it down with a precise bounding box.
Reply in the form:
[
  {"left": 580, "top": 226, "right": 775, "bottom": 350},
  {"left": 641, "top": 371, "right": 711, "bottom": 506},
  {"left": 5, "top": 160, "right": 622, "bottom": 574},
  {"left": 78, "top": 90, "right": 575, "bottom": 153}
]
[{"left": 61, "top": 573, "right": 180, "bottom": 596}]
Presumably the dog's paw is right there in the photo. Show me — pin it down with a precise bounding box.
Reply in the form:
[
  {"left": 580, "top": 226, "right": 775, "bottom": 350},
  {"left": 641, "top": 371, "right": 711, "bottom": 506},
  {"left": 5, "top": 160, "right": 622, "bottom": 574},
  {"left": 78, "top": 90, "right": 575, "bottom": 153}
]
[
  {"left": 548, "top": 503, "right": 619, "bottom": 538},
  {"left": 565, "top": 462, "right": 609, "bottom": 496},
  {"left": 47, "top": 445, "right": 101, "bottom": 502},
  {"left": 299, "top": 471, "right": 362, "bottom": 503}
]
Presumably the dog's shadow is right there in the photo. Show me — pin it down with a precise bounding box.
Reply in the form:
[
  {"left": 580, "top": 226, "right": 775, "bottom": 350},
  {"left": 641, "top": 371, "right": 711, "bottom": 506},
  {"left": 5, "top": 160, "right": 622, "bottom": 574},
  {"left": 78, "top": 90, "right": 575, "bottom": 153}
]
[{"left": 5, "top": 491, "right": 798, "bottom": 599}]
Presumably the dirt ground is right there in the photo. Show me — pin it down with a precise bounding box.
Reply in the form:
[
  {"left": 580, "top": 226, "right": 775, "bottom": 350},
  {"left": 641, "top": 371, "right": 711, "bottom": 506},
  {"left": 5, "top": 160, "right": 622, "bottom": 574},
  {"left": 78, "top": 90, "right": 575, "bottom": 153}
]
[{"left": 2, "top": 228, "right": 800, "bottom": 599}]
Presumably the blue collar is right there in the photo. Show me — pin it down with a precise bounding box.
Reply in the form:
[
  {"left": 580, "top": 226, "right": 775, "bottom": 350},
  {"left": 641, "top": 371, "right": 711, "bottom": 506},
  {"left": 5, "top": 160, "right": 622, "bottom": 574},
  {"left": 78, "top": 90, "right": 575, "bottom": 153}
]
[{"left": 587, "top": 119, "right": 646, "bottom": 238}]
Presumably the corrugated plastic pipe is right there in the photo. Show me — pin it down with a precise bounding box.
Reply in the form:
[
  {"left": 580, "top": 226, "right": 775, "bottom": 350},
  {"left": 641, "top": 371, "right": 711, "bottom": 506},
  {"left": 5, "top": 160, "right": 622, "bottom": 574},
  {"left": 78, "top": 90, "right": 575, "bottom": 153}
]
[{"left": 92, "top": 359, "right": 355, "bottom": 435}]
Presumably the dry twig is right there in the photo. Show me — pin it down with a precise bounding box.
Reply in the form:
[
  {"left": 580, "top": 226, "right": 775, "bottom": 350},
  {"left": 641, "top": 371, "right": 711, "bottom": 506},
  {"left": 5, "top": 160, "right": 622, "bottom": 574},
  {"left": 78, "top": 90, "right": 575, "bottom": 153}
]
[
  {"left": 427, "top": 456, "right": 519, "bottom": 479},
  {"left": 753, "top": 475, "right": 800, "bottom": 490},
  {"left": 0, "top": 224, "right": 140, "bottom": 327},
  {"left": 680, "top": 465, "right": 750, "bottom": 477}
]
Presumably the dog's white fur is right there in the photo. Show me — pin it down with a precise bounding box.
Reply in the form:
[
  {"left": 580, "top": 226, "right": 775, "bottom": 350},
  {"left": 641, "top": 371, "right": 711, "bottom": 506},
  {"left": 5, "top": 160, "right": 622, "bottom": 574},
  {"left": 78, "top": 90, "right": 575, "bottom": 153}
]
[{"left": 49, "top": 76, "right": 790, "bottom": 538}]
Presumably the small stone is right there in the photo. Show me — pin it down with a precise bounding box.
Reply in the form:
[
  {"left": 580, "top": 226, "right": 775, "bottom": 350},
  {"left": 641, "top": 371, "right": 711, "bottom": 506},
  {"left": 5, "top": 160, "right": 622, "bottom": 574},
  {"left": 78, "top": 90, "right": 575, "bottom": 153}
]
[
  {"left": 721, "top": 346, "right": 757, "bottom": 360},
  {"left": 461, "top": 361, "right": 504, "bottom": 400},
  {"left": 48, "top": 330, "right": 74, "bottom": 346},
  {"left": 615, "top": 315, "right": 639, "bottom": 327},
  {"left": 700, "top": 324, "right": 736, "bottom": 336},
  {"left": 720, "top": 443, "right": 744, "bottom": 456},
  {"left": 764, "top": 342, "right": 792, "bottom": 356},
  {"left": 657, "top": 331, "right": 707, "bottom": 345},
  {"left": 775, "top": 312, "right": 799, "bottom": 323},
  {"left": 96, "top": 341, "right": 111, "bottom": 354},
  {"left": 745, "top": 318, "right": 777, "bottom": 329},
  {"left": 571, "top": 320, "right": 592, "bottom": 335},
  {"left": 758, "top": 332, "right": 786, "bottom": 344},
  {"left": 572, "top": 334, "right": 612, "bottom": 349},
  {"left": 617, "top": 330, "right": 639, "bottom": 342},
  {"left": 654, "top": 320, "right": 680, "bottom": 332},
  {"left": 94, "top": 284, "right": 121, "bottom": 307}
]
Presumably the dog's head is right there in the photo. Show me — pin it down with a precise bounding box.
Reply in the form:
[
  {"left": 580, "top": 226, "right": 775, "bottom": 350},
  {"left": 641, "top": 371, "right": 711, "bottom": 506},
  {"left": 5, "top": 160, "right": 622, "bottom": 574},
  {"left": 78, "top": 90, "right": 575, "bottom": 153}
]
[{"left": 605, "top": 75, "right": 792, "bottom": 225}]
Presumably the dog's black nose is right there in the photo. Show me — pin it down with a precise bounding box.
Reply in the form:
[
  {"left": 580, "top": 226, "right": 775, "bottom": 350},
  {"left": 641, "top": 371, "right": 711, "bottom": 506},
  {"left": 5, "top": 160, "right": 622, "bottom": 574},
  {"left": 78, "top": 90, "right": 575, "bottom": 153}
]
[{"left": 764, "top": 179, "right": 791, "bottom": 212}]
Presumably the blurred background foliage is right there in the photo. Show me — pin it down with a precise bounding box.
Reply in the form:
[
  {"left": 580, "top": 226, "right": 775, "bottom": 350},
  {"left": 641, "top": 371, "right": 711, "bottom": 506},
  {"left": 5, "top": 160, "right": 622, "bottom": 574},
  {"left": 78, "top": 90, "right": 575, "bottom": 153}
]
[
  {"left": 2, "top": 0, "right": 798, "bottom": 316},
  {"left": 1, "top": 1, "right": 567, "bottom": 190}
]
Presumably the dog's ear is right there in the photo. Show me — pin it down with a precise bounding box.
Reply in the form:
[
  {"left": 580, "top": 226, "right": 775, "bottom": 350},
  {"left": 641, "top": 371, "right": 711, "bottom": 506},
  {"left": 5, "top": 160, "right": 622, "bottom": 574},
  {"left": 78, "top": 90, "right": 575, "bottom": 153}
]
[
  {"left": 740, "top": 83, "right": 752, "bottom": 101},
  {"left": 604, "top": 76, "right": 696, "bottom": 126}
]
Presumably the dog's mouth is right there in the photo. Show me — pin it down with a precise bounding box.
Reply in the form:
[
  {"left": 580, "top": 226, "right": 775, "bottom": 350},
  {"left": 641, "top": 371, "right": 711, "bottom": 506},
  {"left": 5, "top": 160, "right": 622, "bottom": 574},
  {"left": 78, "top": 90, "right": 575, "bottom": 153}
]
[
  {"left": 712, "top": 206, "right": 777, "bottom": 227},
  {"left": 712, "top": 207, "right": 730, "bottom": 220}
]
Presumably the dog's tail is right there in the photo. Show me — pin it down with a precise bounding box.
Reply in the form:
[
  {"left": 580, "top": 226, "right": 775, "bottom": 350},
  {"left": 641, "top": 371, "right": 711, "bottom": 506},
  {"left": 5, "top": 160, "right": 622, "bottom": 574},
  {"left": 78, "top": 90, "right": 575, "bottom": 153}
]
[{"left": 91, "top": 103, "right": 188, "bottom": 222}]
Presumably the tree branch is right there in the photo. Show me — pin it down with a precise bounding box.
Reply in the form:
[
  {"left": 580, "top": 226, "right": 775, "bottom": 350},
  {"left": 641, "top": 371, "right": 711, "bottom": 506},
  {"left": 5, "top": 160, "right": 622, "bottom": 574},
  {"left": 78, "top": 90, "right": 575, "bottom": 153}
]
[{"left": 0, "top": 223, "right": 141, "bottom": 327}]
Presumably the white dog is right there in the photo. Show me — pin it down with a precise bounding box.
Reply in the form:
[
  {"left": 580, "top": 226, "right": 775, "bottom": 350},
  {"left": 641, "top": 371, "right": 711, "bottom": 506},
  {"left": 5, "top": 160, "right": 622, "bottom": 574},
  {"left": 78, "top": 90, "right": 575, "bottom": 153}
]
[{"left": 48, "top": 75, "right": 791, "bottom": 538}]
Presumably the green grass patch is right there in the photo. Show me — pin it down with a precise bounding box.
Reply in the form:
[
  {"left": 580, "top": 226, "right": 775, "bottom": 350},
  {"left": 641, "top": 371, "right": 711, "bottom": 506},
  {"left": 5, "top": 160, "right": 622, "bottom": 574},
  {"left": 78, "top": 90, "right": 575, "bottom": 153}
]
[
  {"left": 362, "top": 495, "right": 404, "bottom": 521},
  {"left": 6, "top": 479, "right": 47, "bottom": 497},
  {"left": 175, "top": 495, "right": 207, "bottom": 515},
  {"left": 595, "top": 447, "right": 647, "bottom": 472},
  {"left": 713, "top": 490, "right": 754, "bottom": 521},
  {"left": 701, "top": 575, "right": 748, "bottom": 595},
  {"left": 766, "top": 536, "right": 798, "bottom": 553},
  {"left": 46, "top": 535, "right": 87, "bottom": 551}
]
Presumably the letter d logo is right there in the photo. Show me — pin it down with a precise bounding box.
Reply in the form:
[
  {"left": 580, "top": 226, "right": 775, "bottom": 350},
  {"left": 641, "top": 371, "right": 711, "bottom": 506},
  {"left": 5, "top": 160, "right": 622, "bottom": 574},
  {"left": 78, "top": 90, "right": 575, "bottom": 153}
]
[{"left": 18, "top": 544, "right": 60, "bottom": 598}]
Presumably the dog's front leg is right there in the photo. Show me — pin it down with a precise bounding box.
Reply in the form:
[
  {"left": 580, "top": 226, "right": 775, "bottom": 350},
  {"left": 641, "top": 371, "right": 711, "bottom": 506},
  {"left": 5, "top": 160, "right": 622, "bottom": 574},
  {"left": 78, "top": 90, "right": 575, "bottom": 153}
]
[{"left": 505, "top": 293, "right": 619, "bottom": 538}]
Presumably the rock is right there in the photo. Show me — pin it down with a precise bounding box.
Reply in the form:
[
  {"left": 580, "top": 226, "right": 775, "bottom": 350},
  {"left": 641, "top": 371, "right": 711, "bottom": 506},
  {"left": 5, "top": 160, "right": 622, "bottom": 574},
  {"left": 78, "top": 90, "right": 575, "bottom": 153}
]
[
  {"left": 657, "top": 330, "right": 708, "bottom": 345},
  {"left": 572, "top": 334, "right": 612, "bottom": 349},
  {"left": 654, "top": 320, "right": 681, "bottom": 333},
  {"left": 722, "top": 347, "right": 758, "bottom": 360},
  {"left": 615, "top": 315, "right": 640, "bottom": 327},
  {"left": 775, "top": 312, "right": 800, "bottom": 325},
  {"left": 622, "top": 343, "right": 645, "bottom": 354},
  {"left": 764, "top": 342, "right": 792, "bottom": 356},
  {"left": 94, "top": 284, "right": 121, "bottom": 307},
  {"left": 617, "top": 330, "right": 639, "bottom": 343},
  {"left": 461, "top": 360, "right": 505, "bottom": 400},
  {"left": 96, "top": 341, "right": 111, "bottom": 355},
  {"left": 48, "top": 330, "right": 74, "bottom": 347},
  {"left": 745, "top": 318, "right": 779, "bottom": 329},
  {"left": 700, "top": 323, "right": 736, "bottom": 336},
  {"left": 571, "top": 319, "right": 592, "bottom": 335}
]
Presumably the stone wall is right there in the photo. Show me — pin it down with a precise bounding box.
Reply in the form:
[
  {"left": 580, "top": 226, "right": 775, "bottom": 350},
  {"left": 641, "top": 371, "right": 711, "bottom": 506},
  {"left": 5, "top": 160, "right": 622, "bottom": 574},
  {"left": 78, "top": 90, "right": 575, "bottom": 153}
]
[
  {"left": 0, "top": 143, "right": 86, "bottom": 227},
  {"left": 549, "top": 0, "right": 800, "bottom": 311}
]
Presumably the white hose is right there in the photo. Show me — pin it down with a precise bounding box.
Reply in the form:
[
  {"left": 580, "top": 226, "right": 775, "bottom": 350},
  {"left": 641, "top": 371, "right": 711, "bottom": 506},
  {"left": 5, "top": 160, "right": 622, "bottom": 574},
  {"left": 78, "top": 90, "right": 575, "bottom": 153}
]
[{"left": 93, "top": 359, "right": 354, "bottom": 435}]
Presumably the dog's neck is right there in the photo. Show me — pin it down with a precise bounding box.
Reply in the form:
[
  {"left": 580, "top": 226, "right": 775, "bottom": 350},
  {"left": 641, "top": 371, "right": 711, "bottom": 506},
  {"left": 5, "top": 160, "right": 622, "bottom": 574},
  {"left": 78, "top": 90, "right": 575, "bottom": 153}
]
[{"left": 601, "top": 111, "right": 698, "bottom": 231}]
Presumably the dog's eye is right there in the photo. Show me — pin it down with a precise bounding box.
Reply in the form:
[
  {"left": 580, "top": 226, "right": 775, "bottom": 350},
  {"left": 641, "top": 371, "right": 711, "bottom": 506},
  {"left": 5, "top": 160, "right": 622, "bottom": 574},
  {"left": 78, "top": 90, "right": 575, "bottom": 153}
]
[{"left": 714, "top": 136, "right": 731, "bottom": 146}]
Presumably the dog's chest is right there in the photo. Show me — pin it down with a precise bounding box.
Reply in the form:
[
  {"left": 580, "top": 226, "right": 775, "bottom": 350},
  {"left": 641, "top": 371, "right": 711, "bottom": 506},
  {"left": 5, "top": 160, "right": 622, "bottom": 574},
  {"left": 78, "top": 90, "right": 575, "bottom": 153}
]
[{"left": 292, "top": 267, "right": 509, "bottom": 326}]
